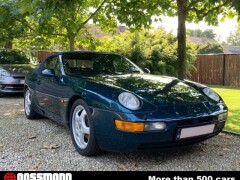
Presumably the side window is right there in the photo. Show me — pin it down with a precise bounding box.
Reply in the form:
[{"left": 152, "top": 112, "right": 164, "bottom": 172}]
[
  {"left": 54, "top": 60, "right": 62, "bottom": 76},
  {"left": 42, "top": 57, "right": 57, "bottom": 72}
]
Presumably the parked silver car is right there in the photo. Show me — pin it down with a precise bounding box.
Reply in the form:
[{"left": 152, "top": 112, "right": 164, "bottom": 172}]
[{"left": 0, "top": 50, "right": 34, "bottom": 96}]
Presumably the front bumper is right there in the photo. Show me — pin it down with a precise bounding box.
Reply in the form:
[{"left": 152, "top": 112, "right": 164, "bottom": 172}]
[
  {"left": 91, "top": 108, "right": 226, "bottom": 152},
  {"left": 0, "top": 76, "right": 25, "bottom": 94}
]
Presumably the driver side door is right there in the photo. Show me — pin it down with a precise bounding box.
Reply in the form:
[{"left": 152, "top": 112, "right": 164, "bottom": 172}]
[{"left": 35, "top": 56, "right": 60, "bottom": 117}]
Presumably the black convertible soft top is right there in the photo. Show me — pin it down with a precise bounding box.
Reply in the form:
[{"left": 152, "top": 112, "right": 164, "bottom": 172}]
[{"left": 47, "top": 51, "right": 119, "bottom": 60}]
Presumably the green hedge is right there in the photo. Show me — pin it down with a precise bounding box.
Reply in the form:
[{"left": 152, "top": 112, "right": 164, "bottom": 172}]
[
  {"left": 96, "top": 29, "right": 197, "bottom": 78},
  {"left": 0, "top": 49, "right": 30, "bottom": 64}
]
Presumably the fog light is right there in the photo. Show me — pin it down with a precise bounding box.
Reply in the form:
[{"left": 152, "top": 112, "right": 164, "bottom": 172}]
[
  {"left": 115, "top": 120, "right": 144, "bottom": 132},
  {"left": 218, "top": 112, "right": 228, "bottom": 121},
  {"left": 144, "top": 122, "right": 167, "bottom": 131}
]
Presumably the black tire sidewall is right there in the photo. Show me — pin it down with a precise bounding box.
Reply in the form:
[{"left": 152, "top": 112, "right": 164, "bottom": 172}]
[{"left": 70, "top": 99, "right": 99, "bottom": 156}]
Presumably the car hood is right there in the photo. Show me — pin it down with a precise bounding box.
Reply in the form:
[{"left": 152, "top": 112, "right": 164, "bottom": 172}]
[
  {"left": 87, "top": 73, "right": 212, "bottom": 106},
  {"left": 1, "top": 64, "right": 35, "bottom": 76}
]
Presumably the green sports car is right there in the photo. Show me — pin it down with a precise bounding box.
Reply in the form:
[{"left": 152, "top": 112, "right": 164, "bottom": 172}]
[{"left": 24, "top": 51, "right": 228, "bottom": 156}]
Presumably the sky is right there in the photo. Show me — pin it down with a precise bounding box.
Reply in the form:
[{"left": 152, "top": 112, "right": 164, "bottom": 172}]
[{"left": 153, "top": 16, "right": 239, "bottom": 42}]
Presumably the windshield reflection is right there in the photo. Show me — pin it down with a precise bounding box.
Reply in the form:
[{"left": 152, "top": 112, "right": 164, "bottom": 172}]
[
  {"left": 88, "top": 74, "right": 209, "bottom": 105},
  {"left": 62, "top": 53, "right": 143, "bottom": 76}
]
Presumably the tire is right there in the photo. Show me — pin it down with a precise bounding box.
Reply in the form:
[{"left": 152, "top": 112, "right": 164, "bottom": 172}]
[
  {"left": 24, "top": 88, "right": 39, "bottom": 119},
  {"left": 70, "top": 99, "right": 100, "bottom": 156}
]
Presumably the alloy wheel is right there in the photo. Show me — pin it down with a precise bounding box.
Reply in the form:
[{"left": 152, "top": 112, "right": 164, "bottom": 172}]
[{"left": 72, "top": 105, "right": 90, "bottom": 149}]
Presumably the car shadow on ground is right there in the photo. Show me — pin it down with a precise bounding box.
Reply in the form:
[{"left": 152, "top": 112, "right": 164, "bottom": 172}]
[
  {"left": 99, "top": 144, "right": 204, "bottom": 162},
  {"left": 34, "top": 116, "right": 206, "bottom": 162},
  {"left": 0, "top": 93, "right": 24, "bottom": 99}
]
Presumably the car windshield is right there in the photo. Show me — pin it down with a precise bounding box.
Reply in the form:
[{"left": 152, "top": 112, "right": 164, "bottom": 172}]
[{"left": 61, "top": 53, "right": 143, "bottom": 76}]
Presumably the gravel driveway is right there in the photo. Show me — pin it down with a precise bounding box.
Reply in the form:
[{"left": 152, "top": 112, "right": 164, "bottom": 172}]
[{"left": 0, "top": 96, "right": 239, "bottom": 171}]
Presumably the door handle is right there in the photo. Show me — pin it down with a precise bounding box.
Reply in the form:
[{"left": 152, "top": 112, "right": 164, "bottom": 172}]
[{"left": 37, "top": 80, "right": 41, "bottom": 85}]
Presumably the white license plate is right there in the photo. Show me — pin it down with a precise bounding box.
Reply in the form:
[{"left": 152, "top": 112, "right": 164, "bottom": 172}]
[{"left": 179, "top": 124, "right": 215, "bottom": 139}]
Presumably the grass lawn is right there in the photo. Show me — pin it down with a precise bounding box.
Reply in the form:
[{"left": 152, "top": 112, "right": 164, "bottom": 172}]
[{"left": 211, "top": 86, "right": 240, "bottom": 134}]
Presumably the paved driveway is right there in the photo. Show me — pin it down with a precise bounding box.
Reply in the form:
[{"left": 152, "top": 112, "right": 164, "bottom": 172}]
[{"left": 0, "top": 96, "right": 239, "bottom": 171}]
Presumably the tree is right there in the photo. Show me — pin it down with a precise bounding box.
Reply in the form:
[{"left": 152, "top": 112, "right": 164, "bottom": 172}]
[
  {"left": 197, "top": 43, "right": 224, "bottom": 54},
  {"left": 1, "top": 0, "right": 237, "bottom": 78},
  {"left": 96, "top": 29, "right": 197, "bottom": 77},
  {"left": 130, "top": 32, "right": 145, "bottom": 64},
  {"left": 0, "top": 1, "right": 30, "bottom": 49},
  {"left": 18, "top": 0, "right": 114, "bottom": 51},
  {"left": 232, "top": 0, "right": 240, "bottom": 13},
  {"left": 187, "top": 29, "right": 216, "bottom": 39},
  {"left": 227, "top": 26, "right": 240, "bottom": 46},
  {"left": 157, "top": 0, "right": 237, "bottom": 79},
  {"left": 15, "top": 0, "right": 160, "bottom": 51},
  {"left": 203, "top": 29, "right": 217, "bottom": 39}
]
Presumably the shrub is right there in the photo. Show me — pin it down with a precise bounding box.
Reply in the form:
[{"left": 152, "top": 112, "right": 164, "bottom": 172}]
[
  {"left": 0, "top": 49, "right": 30, "bottom": 64},
  {"left": 96, "top": 28, "right": 197, "bottom": 78}
]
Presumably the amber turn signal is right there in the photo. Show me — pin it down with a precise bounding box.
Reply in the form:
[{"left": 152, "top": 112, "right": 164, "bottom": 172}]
[{"left": 115, "top": 120, "right": 144, "bottom": 132}]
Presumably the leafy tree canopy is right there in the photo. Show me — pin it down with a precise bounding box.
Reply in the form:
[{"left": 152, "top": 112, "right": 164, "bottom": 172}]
[
  {"left": 0, "top": 0, "right": 239, "bottom": 79},
  {"left": 187, "top": 29, "right": 216, "bottom": 39},
  {"left": 227, "top": 26, "right": 240, "bottom": 46},
  {"left": 232, "top": 0, "right": 240, "bottom": 14},
  {"left": 0, "top": 0, "right": 31, "bottom": 49},
  {"left": 15, "top": 0, "right": 161, "bottom": 51},
  {"left": 155, "top": 0, "right": 237, "bottom": 79}
]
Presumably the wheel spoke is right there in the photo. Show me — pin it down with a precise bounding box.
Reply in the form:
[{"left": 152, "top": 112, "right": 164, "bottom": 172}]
[
  {"left": 79, "top": 110, "right": 87, "bottom": 122},
  {"left": 81, "top": 119, "right": 90, "bottom": 135}
]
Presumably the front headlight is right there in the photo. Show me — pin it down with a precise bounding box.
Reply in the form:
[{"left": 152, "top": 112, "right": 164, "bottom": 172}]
[
  {"left": 0, "top": 69, "right": 10, "bottom": 76},
  {"left": 202, "top": 88, "right": 220, "bottom": 102},
  {"left": 118, "top": 92, "right": 140, "bottom": 110}
]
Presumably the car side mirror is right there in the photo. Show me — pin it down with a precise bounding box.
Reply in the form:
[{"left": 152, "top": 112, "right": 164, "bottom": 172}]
[
  {"left": 42, "top": 68, "right": 55, "bottom": 77},
  {"left": 143, "top": 68, "right": 151, "bottom": 74}
]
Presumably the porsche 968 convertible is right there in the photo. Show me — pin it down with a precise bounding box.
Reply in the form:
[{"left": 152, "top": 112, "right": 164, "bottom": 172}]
[{"left": 24, "top": 51, "right": 228, "bottom": 156}]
